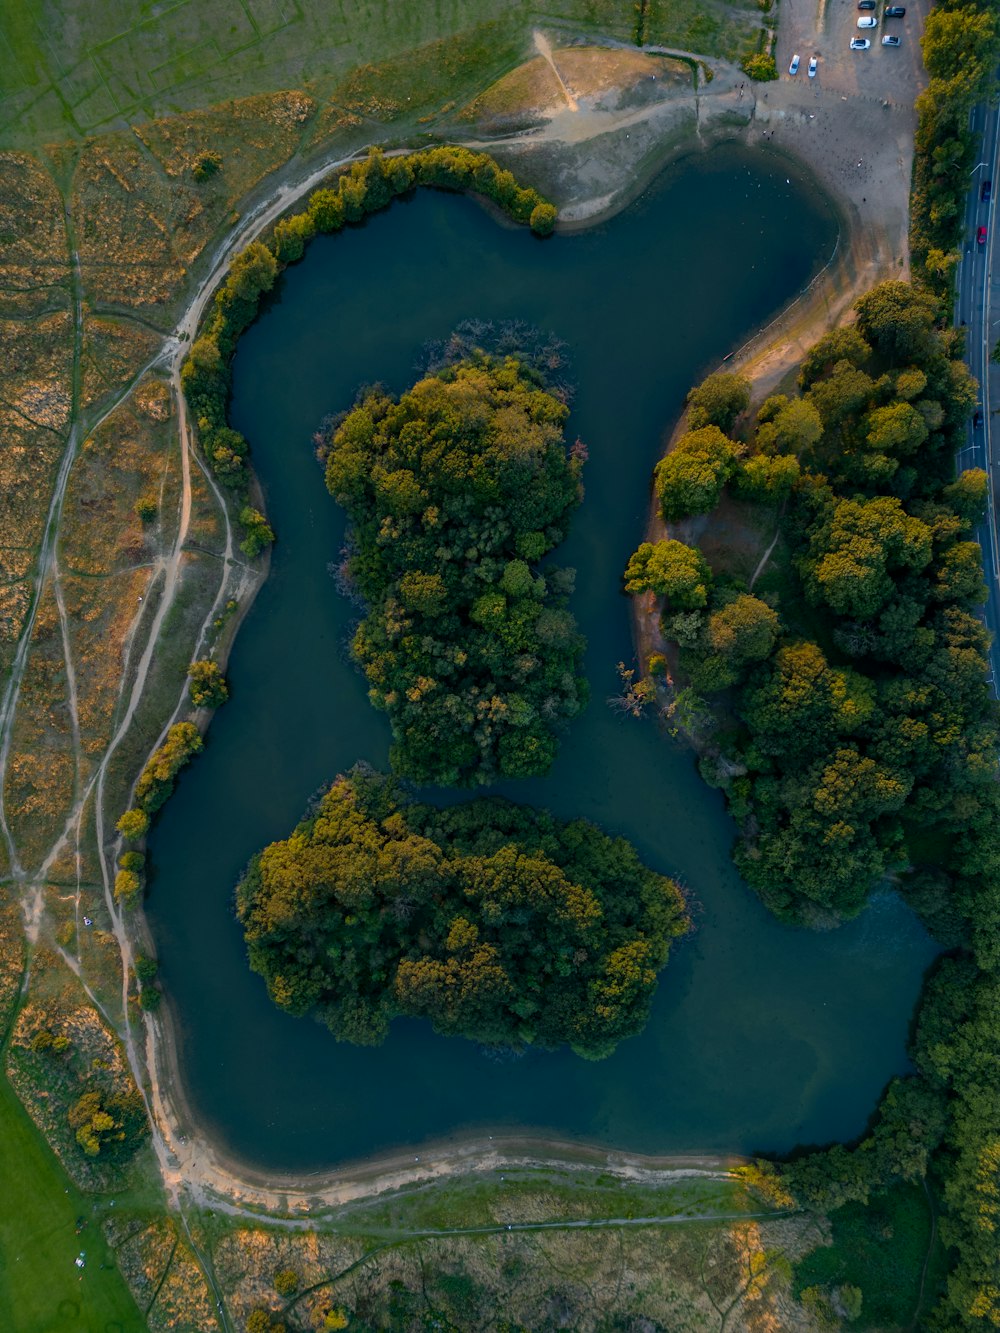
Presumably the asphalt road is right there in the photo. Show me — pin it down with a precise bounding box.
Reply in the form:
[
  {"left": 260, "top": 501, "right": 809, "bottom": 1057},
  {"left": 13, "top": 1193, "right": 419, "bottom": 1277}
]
[{"left": 955, "top": 99, "right": 1000, "bottom": 694}]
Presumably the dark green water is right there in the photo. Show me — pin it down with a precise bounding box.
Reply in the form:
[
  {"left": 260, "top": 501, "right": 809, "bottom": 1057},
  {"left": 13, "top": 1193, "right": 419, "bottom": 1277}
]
[{"left": 146, "top": 145, "right": 938, "bottom": 1173}]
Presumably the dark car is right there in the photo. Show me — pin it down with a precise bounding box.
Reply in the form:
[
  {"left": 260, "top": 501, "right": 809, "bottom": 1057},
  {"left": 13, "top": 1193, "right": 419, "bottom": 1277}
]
[
  {"left": 974, "top": 411, "right": 983, "bottom": 429},
  {"left": 885, "top": 5, "right": 906, "bottom": 15},
  {"left": 983, "top": 180, "right": 993, "bottom": 204},
  {"left": 858, "top": 1, "right": 876, "bottom": 9},
  {"left": 979, "top": 225, "right": 988, "bottom": 246}
]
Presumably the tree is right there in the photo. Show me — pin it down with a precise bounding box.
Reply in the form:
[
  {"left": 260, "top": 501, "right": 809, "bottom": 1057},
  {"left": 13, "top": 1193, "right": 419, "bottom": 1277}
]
[
  {"left": 804, "top": 496, "right": 932, "bottom": 619},
  {"left": 853, "top": 281, "right": 938, "bottom": 364},
  {"left": 623, "top": 540, "right": 712, "bottom": 608},
  {"left": 654, "top": 426, "right": 738, "bottom": 521},
  {"left": 742, "top": 53, "right": 778, "bottom": 81},
  {"left": 273, "top": 1269, "right": 299, "bottom": 1297},
  {"left": 707, "top": 595, "right": 780, "bottom": 664},
  {"left": 134, "top": 723, "right": 203, "bottom": 813},
  {"left": 239, "top": 507, "right": 275, "bottom": 558},
  {"left": 114, "top": 869, "right": 141, "bottom": 904},
  {"left": 192, "top": 150, "right": 221, "bottom": 181},
  {"left": 270, "top": 212, "right": 316, "bottom": 264},
  {"left": 686, "top": 372, "right": 751, "bottom": 432},
  {"left": 225, "top": 241, "right": 278, "bottom": 304},
  {"left": 798, "top": 326, "right": 871, "bottom": 388},
  {"left": 864, "top": 401, "right": 929, "bottom": 457},
  {"left": 755, "top": 397, "right": 823, "bottom": 455},
  {"left": 741, "top": 641, "right": 876, "bottom": 760},
  {"left": 116, "top": 808, "right": 149, "bottom": 841},
  {"left": 187, "top": 660, "right": 229, "bottom": 709},
  {"left": 735, "top": 452, "right": 801, "bottom": 501},
  {"left": 530, "top": 202, "right": 557, "bottom": 235},
  {"left": 943, "top": 468, "right": 988, "bottom": 525}
]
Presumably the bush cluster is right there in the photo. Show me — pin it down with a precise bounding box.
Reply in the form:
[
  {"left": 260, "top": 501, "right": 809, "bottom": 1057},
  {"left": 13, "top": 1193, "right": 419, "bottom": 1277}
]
[
  {"left": 133, "top": 722, "right": 203, "bottom": 815},
  {"left": 236, "top": 769, "right": 689, "bottom": 1059}
]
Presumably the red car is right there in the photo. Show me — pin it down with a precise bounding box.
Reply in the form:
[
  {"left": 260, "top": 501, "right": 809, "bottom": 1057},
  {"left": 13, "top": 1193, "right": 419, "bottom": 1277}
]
[{"left": 978, "top": 225, "right": 988, "bottom": 246}]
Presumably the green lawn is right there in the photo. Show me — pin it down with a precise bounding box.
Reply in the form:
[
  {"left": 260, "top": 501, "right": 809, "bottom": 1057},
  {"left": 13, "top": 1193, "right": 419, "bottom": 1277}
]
[{"left": 0, "top": 1071, "right": 146, "bottom": 1333}]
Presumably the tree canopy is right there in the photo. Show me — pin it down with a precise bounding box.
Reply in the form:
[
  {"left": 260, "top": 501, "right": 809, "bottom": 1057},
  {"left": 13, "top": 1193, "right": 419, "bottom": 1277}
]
[
  {"left": 325, "top": 356, "right": 588, "bottom": 785},
  {"left": 236, "top": 770, "right": 689, "bottom": 1059},
  {"left": 628, "top": 281, "right": 995, "bottom": 925}
]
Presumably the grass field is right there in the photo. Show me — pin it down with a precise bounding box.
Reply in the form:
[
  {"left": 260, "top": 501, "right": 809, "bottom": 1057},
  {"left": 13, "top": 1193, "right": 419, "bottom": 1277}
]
[
  {"left": 0, "top": 0, "right": 767, "bottom": 148},
  {"left": 0, "top": 1070, "right": 144, "bottom": 1333}
]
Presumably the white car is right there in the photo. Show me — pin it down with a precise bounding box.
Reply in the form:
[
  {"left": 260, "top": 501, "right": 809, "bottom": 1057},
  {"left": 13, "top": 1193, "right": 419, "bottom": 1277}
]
[
  {"left": 808, "top": 55, "right": 818, "bottom": 77},
  {"left": 857, "top": 15, "right": 877, "bottom": 27},
  {"left": 851, "top": 37, "right": 871, "bottom": 49},
  {"left": 789, "top": 52, "right": 800, "bottom": 74}
]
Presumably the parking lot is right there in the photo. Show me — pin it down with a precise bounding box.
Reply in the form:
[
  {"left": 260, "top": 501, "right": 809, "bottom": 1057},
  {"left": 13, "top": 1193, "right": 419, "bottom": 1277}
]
[{"left": 775, "top": 0, "right": 930, "bottom": 110}]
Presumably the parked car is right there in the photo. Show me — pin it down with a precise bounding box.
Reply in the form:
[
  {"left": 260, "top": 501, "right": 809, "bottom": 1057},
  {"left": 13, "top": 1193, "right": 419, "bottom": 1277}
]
[
  {"left": 808, "top": 55, "right": 818, "bottom": 77},
  {"left": 789, "top": 52, "right": 800, "bottom": 74},
  {"left": 982, "top": 180, "right": 992, "bottom": 203},
  {"left": 978, "top": 225, "right": 988, "bottom": 246},
  {"left": 857, "top": 16, "right": 877, "bottom": 28},
  {"left": 858, "top": 1, "right": 876, "bottom": 9},
  {"left": 882, "top": 34, "right": 901, "bottom": 46},
  {"left": 851, "top": 37, "right": 871, "bottom": 49},
  {"left": 885, "top": 6, "right": 906, "bottom": 15}
]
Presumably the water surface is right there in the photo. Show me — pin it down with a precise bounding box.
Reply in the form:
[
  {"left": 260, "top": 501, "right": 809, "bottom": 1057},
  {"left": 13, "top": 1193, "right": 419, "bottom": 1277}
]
[{"left": 146, "top": 146, "right": 937, "bottom": 1172}]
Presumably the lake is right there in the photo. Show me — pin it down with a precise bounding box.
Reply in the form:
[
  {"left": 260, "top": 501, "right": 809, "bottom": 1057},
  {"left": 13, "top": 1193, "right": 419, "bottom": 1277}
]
[{"left": 145, "top": 143, "right": 938, "bottom": 1173}]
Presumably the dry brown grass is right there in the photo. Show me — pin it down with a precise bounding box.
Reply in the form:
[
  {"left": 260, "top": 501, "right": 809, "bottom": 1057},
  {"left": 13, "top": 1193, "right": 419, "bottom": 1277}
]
[
  {"left": 114, "top": 1218, "right": 221, "bottom": 1331},
  {"left": 72, "top": 136, "right": 189, "bottom": 315},
  {"left": 461, "top": 47, "right": 691, "bottom": 127},
  {"left": 80, "top": 314, "right": 163, "bottom": 415},
  {"left": 135, "top": 91, "right": 316, "bottom": 254},
  {"left": 211, "top": 1213, "right": 820, "bottom": 1332},
  {"left": 0, "top": 884, "right": 26, "bottom": 1040},
  {"left": 0, "top": 152, "right": 69, "bottom": 319},
  {"left": 4, "top": 578, "right": 76, "bottom": 871}
]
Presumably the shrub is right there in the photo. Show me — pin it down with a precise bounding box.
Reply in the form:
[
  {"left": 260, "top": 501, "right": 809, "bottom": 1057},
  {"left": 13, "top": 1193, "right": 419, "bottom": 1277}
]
[
  {"left": 116, "top": 808, "right": 149, "bottom": 841},
  {"left": 134, "top": 723, "right": 203, "bottom": 814},
  {"left": 119, "top": 851, "right": 145, "bottom": 872},
  {"left": 530, "top": 202, "right": 558, "bottom": 236},
  {"left": 192, "top": 150, "right": 222, "bottom": 181},
  {"left": 134, "top": 495, "right": 157, "bottom": 523},
  {"left": 238, "top": 507, "right": 275, "bottom": 559},
  {"left": 187, "top": 659, "right": 229, "bottom": 709},
  {"left": 273, "top": 1269, "right": 299, "bottom": 1297},
  {"left": 114, "top": 870, "right": 141, "bottom": 904},
  {"left": 742, "top": 53, "right": 778, "bottom": 81},
  {"left": 134, "top": 955, "right": 159, "bottom": 984}
]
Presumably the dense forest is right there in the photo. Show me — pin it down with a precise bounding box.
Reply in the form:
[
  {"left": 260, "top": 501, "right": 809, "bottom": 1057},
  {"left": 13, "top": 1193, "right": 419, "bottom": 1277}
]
[
  {"left": 324, "top": 356, "right": 588, "bottom": 785},
  {"left": 236, "top": 768, "right": 688, "bottom": 1059},
  {"left": 634, "top": 281, "right": 990, "bottom": 928},
  {"left": 629, "top": 279, "right": 1000, "bottom": 1326}
]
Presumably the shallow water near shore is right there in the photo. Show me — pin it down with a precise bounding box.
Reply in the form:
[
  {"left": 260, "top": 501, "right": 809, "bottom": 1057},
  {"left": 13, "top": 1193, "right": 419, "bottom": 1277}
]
[{"left": 145, "top": 144, "right": 938, "bottom": 1173}]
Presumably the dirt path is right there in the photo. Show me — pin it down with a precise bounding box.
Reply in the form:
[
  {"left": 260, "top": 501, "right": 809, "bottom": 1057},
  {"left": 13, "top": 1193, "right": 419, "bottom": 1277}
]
[{"left": 533, "top": 30, "right": 579, "bottom": 112}]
